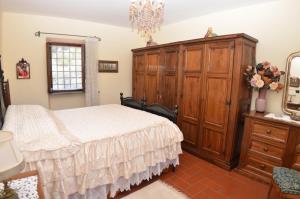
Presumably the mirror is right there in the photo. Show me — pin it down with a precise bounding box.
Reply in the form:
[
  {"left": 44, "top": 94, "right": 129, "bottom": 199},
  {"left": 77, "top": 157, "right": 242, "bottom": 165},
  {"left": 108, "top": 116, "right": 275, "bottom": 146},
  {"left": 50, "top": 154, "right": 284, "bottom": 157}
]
[{"left": 282, "top": 51, "right": 300, "bottom": 116}]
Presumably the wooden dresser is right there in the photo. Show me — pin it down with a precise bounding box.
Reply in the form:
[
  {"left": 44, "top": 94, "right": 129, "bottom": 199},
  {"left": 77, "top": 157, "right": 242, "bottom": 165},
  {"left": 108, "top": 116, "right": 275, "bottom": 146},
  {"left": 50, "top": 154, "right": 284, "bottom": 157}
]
[
  {"left": 132, "top": 33, "right": 258, "bottom": 169},
  {"left": 237, "top": 112, "right": 300, "bottom": 183}
]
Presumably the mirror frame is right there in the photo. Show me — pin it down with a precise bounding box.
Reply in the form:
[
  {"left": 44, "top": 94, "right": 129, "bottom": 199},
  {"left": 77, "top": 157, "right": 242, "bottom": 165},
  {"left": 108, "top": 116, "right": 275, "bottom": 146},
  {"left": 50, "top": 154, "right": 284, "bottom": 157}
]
[{"left": 282, "top": 51, "right": 300, "bottom": 115}]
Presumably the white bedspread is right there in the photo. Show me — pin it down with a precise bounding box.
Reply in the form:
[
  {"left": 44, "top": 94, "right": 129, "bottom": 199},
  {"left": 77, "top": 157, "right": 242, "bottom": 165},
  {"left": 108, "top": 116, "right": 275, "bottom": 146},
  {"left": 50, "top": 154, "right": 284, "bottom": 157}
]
[
  {"left": 2, "top": 104, "right": 183, "bottom": 199},
  {"left": 54, "top": 104, "right": 177, "bottom": 142}
]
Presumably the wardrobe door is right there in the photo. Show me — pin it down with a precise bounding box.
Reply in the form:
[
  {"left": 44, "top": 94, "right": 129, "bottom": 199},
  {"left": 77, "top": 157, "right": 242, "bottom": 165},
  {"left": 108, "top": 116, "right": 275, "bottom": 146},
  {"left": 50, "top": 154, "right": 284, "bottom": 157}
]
[
  {"left": 133, "top": 53, "right": 146, "bottom": 101},
  {"left": 161, "top": 48, "right": 179, "bottom": 109},
  {"left": 179, "top": 44, "right": 204, "bottom": 149},
  {"left": 201, "top": 41, "right": 234, "bottom": 158},
  {"left": 145, "top": 50, "right": 160, "bottom": 104}
]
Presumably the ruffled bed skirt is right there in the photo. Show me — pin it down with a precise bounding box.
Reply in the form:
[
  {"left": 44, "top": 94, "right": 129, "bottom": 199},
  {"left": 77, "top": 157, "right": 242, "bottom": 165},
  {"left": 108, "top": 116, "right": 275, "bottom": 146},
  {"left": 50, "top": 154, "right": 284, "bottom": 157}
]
[
  {"left": 69, "top": 158, "right": 179, "bottom": 199},
  {"left": 25, "top": 143, "right": 182, "bottom": 199}
]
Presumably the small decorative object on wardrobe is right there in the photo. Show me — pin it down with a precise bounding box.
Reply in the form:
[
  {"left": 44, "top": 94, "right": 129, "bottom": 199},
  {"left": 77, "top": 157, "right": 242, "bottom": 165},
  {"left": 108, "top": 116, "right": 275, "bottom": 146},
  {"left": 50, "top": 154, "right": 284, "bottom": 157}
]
[
  {"left": 16, "top": 58, "right": 30, "bottom": 79},
  {"left": 146, "top": 36, "right": 158, "bottom": 47},
  {"left": 244, "top": 61, "right": 285, "bottom": 112},
  {"left": 204, "top": 27, "right": 217, "bottom": 38}
]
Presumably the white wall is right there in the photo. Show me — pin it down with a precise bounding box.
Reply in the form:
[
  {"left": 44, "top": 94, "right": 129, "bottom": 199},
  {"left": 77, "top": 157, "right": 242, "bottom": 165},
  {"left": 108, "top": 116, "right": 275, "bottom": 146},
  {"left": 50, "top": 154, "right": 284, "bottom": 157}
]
[
  {"left": 1, "top": 0, "right": 300, "bottom": 113},
  {"left": 0, "top": 12, "right": 3, "bottom": 54},
  {"left": 154, "top": 0, "right": 300, "bottom": 113},
  {"left": 1, "top": 12, "right": 144, "bottom": 109}
]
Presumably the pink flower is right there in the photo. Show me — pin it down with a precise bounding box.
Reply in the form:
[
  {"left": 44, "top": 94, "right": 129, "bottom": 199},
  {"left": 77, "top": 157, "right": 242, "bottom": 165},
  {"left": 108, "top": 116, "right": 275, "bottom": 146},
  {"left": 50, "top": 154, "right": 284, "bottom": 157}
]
[
  {"left": 250, "top": 78, "right": 257, "bottom": 87},
  {"left": 269, "top": 82, "right": 278, "bottom": 90},
  {"left": 273, "top": 70, "right": 281, "bottom": 77},
  {"left": 246, "top": 65, "right": 253, "bottom": 72},
  {"left": 270, "top": 65, "right": 278, "bottom": 72},
  {"left": 262, "top": 61, "right": 271, "bottom": 69},
  {"left": 256, "top": 79, "right": 264, "bottom": 88},
  {"left": 253, "top": 74, "right": 261, "bottom": 81}
]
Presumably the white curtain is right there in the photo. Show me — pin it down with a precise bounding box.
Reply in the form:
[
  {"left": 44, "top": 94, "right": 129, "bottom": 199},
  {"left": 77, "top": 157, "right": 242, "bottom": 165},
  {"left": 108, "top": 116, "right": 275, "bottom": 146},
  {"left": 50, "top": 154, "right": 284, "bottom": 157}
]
[{"left": 85, "top": 39, "right": 99, "bottom": 106}]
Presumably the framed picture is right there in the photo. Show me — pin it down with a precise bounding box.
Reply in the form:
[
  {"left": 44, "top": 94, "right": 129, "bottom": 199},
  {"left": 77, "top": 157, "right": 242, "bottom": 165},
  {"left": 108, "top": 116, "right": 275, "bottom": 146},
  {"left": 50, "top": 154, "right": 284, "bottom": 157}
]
[
  {"left": 98, "top": 60, "right": 118, "bottom": 73},
  {"left": 16, "top": 58, "right": 30, "bottom": 79},
  {"left": 290, "top": 77, "right": 300, "bottom": 87}
]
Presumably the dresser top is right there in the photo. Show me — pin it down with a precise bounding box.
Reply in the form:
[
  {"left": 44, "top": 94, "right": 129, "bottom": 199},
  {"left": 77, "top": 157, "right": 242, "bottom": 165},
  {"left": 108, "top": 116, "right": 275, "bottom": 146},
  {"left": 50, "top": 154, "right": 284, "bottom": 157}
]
[{"left": 246, "top": 111, "right": 300, "bottom": 128}]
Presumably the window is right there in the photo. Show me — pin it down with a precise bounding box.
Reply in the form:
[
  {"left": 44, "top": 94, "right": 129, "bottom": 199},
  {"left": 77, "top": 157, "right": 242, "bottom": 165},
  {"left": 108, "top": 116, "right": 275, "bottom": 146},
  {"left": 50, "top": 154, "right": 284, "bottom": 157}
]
[{"left": 47, "top": 42, "right": 85, "bottom": 93}]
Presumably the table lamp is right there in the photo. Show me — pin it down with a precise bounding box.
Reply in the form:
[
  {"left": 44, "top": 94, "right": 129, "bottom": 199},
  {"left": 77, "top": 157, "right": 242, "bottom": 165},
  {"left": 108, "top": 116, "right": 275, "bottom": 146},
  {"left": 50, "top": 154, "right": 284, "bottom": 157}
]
[{"left": 0, "top": 131, "right": 25, "bottom": 198}]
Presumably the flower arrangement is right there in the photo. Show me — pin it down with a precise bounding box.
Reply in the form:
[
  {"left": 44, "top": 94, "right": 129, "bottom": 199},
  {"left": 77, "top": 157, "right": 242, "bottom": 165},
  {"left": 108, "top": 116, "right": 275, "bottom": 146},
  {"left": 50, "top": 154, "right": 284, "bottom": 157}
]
[{"left": 244, "top": 61, "right": 285, "bottom": 91}]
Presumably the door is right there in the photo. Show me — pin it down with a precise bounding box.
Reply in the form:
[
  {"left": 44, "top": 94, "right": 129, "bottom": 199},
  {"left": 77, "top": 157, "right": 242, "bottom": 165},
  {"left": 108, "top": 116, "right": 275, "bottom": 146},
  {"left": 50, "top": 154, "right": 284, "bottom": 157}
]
[
  {"left": 179, "top": 44, "right": 204, "bottom": 149},
  {"left": 201, "top": 41, "right": 234, "bottom": 158},
  {"left": 160, "top": 48, "right": 179, "bottom": 109},
  {"left": 145, "top": 50, "right": 160, "bottom": 104},
  {"left": 133, "top": 53, "right": 146, "bottom": 101}
]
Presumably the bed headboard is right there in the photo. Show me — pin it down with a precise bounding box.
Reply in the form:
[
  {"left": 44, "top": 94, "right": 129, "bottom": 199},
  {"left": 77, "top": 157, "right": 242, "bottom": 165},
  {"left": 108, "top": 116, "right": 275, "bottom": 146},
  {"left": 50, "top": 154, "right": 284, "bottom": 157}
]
[
  {"left": 0, "top": 55, "right": 11, "bottom": 128},
  {"left": 120, "top": 93, "right": 178, "bottom": 123}
]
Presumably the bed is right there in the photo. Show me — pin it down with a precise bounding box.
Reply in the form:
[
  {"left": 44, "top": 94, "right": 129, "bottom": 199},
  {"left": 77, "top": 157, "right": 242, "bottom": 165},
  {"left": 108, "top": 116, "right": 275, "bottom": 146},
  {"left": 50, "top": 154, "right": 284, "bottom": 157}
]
[{"left": 0, "top": 65, "right": 183, "bottom": 198}]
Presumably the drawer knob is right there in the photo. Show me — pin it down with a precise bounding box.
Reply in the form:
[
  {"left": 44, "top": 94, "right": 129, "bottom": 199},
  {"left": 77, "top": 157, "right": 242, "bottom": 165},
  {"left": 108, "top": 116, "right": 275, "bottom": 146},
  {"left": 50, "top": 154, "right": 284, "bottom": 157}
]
[
  {"left": 260, "top": 164, "right": 266, "bottom": 170},
  {"left": 263, "top": 147, "right": 269, "bottom": 152},
  {"left": 266, "top": 129, "right": 271, "bottom": 134}
]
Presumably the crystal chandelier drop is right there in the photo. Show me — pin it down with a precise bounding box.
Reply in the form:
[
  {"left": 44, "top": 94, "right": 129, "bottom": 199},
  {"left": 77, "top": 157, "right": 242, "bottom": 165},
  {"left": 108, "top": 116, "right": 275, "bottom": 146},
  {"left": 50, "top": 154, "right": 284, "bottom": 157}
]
[{"left": 129, "top": 0, "right": 165, "bottom": 39}]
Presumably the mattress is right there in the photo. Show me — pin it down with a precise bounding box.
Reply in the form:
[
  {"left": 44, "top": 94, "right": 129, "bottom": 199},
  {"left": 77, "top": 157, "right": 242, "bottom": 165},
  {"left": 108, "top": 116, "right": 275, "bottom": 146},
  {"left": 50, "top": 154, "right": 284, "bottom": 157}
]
[{"left": 2, "top": 104, "right": 183, "bottom": 199}]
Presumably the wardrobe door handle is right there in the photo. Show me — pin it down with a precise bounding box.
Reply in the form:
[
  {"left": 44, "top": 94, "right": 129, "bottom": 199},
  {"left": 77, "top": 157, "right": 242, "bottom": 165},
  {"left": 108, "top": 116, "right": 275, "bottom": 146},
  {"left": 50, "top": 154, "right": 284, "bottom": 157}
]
[
  {"left": 260, "top": 164, "right": 266, "bottom": 170},
  {"left": 225, "top": 100, "right": 231, "bottom": 106},
  {"left": 266, "top": 129, "right": 271, "bottom": 134}
]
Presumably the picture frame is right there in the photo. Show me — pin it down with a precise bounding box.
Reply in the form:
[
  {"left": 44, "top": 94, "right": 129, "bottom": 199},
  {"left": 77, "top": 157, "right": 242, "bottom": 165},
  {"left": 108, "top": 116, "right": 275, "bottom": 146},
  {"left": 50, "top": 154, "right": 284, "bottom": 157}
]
[
  {"left": 290, "top": 77, "right": 300, "bottom": 87},
  {"left": 16, "top": 58, "right": 30, "bottom": 79},
  {"left": 98, "top": 60, "right": 118, "bottom": 73}
]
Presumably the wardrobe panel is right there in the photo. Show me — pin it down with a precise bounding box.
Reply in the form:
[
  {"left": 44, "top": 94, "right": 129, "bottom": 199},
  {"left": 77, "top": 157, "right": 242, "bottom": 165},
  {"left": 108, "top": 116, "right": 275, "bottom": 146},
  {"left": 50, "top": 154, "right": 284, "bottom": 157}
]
[
  {"left": 204, "top": 77, "right": 229, "bottom": 128},
  {"left": 182, "top": 75, "right": 201, "bottom": 121},
  {"left": 134, "top": 72, "right": 145, "bottom": 101},
  {"left": 180, "top": 44, "right": 204, "bottom": 149},
  {"left": 184, "top": 47, "right": 203, "bottom": 71},
  {"left": 181, "top": 122, "right": 199, "bottom": 146},
  {"left": 145, "top": 74, "right": 158, "bottom": 104},
  {"left": 135, "top": 54, "right": 145, "bottom": 72},
  {"left": 162, "top": 74, "right": 176, "bottom": 109},
  {"left": 207, "top": 41, "right": 234, "bottom": 74},
  {"left": 165, "top": 50, "right": 178, "bottom": 71},
  {"left": 147, "top": 52, "right": 159, "bottom": 72},
  {"left": 145, "top": 51, "right": 160, "bottom": 104},
  {"left": 161, "top": 48, "right": 179, "bottom": 109},
  {"left": 202, "top": 129, "right": 224, "bottom": 156},
  {"left": 132, "top": 53, "right": 146, "bottom": 100}
]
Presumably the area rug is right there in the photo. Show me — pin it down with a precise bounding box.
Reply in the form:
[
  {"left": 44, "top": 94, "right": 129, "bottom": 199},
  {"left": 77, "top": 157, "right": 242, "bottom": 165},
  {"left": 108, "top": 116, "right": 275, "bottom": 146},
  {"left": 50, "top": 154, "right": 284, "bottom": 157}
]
[{"left": 122, "top": 180, "right": 189, "bottom": 199}]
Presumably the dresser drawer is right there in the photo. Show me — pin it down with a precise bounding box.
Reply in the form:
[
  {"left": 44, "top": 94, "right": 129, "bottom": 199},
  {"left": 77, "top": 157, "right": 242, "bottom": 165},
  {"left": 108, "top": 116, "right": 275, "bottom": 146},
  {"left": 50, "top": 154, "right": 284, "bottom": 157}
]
[
  {"left": 252, "top": 121, "right": 289, "bottom": 143},
  {"left": 245, "top": 155, "right": 280, "bottom": 177},
  {"left": 249, "top": 140, "right": 284, "bottom": 162}
]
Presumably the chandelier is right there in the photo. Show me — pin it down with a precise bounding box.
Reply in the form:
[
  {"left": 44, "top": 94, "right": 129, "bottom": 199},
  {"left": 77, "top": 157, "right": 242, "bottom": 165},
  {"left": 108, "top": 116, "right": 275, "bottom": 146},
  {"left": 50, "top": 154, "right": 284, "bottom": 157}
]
[{"left": 129, "top": 0, "right": 165, "bottom": 39}]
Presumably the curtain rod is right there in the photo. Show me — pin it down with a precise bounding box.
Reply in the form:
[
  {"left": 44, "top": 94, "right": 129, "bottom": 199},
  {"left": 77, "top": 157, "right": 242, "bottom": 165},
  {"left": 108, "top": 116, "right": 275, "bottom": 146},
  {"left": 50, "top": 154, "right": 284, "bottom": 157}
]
[{"left": 34, "top": 31, "right": 101, "bottom": 41}]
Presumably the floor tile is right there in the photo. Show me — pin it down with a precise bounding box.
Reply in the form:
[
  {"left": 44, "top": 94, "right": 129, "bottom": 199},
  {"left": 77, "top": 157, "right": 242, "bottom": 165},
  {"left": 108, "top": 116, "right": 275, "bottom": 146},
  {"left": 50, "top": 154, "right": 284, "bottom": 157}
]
[{"left": 160, "top": 151, "right": 279, "bottom": 199}]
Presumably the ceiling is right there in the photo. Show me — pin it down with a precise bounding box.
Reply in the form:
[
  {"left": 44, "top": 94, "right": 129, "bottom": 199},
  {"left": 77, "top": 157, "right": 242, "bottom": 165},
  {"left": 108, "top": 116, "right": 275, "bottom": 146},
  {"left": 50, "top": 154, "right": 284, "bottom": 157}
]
[{"left": 0, "top": 0, "right": 276, "bottom": 27}]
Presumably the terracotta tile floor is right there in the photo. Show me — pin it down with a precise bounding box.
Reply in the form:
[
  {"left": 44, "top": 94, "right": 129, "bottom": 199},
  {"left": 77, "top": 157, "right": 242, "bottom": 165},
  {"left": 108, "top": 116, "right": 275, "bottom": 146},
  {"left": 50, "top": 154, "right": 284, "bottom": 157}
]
[{"left": 161, "top": 151, "right": 281, "bottom": 199}]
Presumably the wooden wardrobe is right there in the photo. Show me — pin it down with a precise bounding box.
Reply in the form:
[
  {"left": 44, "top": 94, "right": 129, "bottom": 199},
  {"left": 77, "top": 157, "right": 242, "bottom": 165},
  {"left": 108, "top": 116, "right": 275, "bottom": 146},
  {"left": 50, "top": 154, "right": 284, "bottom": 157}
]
[{"left": 132, "top": 34, "right": 258, "bottom": 169}]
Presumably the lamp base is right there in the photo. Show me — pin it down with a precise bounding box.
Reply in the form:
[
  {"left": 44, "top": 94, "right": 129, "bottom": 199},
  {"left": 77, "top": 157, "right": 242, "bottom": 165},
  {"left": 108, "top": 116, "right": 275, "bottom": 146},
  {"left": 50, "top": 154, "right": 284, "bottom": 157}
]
[{"left": 0, "top": 181, "right": 18, "bottom": 199}]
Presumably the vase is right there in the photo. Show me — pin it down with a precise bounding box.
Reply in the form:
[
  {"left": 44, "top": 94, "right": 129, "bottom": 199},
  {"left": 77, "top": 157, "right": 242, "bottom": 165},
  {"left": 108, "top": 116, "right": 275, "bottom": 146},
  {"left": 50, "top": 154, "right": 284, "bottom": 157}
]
[{"left": 255, "top": 88, "right": 268, "bottom": 113}]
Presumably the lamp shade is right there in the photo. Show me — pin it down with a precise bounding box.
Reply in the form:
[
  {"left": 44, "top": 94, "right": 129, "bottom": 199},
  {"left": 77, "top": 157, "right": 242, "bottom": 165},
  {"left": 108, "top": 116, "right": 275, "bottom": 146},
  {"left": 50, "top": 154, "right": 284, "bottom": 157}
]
[{"left": 0, "top": 131, "right": 24, "bottom": 181}]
